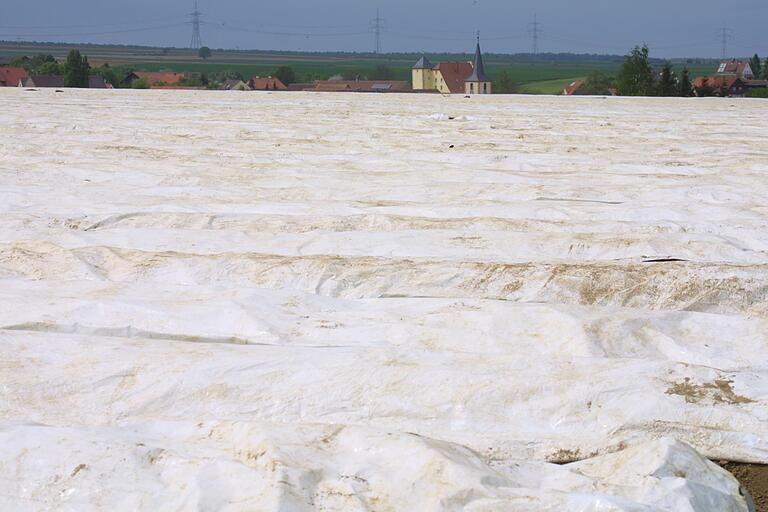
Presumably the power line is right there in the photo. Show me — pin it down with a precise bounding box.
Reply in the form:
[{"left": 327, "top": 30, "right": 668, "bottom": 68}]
[
  {"left": 188, "top": 0, "right": 203, "bottom": 49},
  {"left": 369, "top": 9, "right": 385, "bottom": 54},
  {"left": 717, "top": 24, "right": 734, "bottom": 59},
  {"left": 527, "top": 14, "right": 543, "bottom": 55},
  {"left": 206, "top": 22, "right": 369, "bottom": 38}
]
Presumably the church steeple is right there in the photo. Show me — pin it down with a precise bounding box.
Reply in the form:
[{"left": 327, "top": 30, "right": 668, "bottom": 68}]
[{"left": 465, "top": 32, "right": 490, "bottom": 83}]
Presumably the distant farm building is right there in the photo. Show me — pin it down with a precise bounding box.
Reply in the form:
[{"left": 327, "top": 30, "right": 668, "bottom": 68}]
[
  {"left": 88, "top": 77, "right": 113, "bottom": 89},
  {"left": 693, "top": 76, "right": 747, "bottom": 97},
  {"left": 562, "top": 80, "right": 584, "bottom": 95},
  {"left": 123, "top": 72, "right": 185, "bottom": 88},
  {"left": 249, "top": 77, "right": 287, "bottom": 91},
  {"left": 716, "top": 60, "right": 755, "bottom": 80},
  {"left": 301, "top": 80, "right": 412, "bottom": 93},
  {"left": 18, "top": 75, "right": 113, "bottom": 89},
  {"left": 221, "top": 79, "right": 251, "bottom": 91},
  {"left": 0, "top": 67, "right": 28, "bottom": 87},
  {"left": 697, "top": 60, "right": 768, "bottom": 96},
  {"left": 413, "top": 38, "right": 492, "bottom": 94},
  {"left": 20, "top": 75, "right": 65, "bottom": 88},
  {"left": 19, "top": 75, "right": 112, "bottom": 89}
]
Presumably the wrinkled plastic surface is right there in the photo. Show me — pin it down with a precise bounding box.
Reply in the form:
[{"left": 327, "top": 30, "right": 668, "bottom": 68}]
[{"left": 0, "top": 89, "right": 765, "bottom": 510}]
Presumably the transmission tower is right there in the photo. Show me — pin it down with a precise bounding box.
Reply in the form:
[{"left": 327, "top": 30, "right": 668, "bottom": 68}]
[
  {"left": 717, "top": 25, "right": 734, "bottom": 59},
  {"left": 189, "top": 0, "right": 203, "bottom": 50},
  {"left": 527, "top": 14, "right": 543, "bottom": 55},
  {"left": 369, "top": 9, "right": 385, "bottom": 54}
]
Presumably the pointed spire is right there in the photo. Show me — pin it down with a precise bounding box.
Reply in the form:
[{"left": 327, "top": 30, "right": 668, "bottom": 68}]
[
  {"left": 412, "top": 55, "right": 434, "bottom": 69},
  {"left": 466, "top": 33, "right": 489, "bottom": 82}
]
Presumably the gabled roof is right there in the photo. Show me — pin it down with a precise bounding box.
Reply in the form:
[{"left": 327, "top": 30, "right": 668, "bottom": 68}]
[
  {"left": 305, "top": 80, "right": 412, "bottom": 93},
  {"left": 222, "top": 79, "right": 251, "bottom": 90},
  {"left": 717, "top": 61, "right": 753, "bottom": 77},
  {"left": 693, "top": 75, "right": 746, "bottom": 96},
  {"left": 465, "top": 41, "right": 490, "bottom": 83},
  {"left": 0, "top": 67, "right": 28, "bottom": 87},
  {"left": 693, "top": 75, "right": 739, "bottom": 88},
  {"left": 434, "top": 62, "right": 474, "bottom": 93},
  {"left": 22, "top": 75, "right": 111, "bottom": 89},
  {"left": 413, "top": 56, "right": 434, "bottom": 69},
  {"left": 135, "top": 72, "right": 184, "bottom": 85},
  {"left": 562, "top": 80, "right": 583, "bottom": 95},
  {"left": 23, "top": 75, "right": 65, "bottom": 88},
  {"left": 88, "top": 76, "right": 112, "bottom": 89},
  {"left": 250, "top": 77, "right": 287, "bottom": 91}
]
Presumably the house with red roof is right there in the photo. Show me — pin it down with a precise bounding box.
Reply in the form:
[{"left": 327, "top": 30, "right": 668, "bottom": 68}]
[
  {"left": 716, "top": 60, "right": 755, "bottom": 80},
  {"left": 0, "top": 67, "right": 29, "bottom": 87},
  {"left": 562, "top": 80, "right": 584, "bottom": 96},
  {"left": 693, "top": 76, "right": 747, "bottom": 97},
  {"left": 122, "top": 71, "right": 185, "bottom": 88},
  {"left": 301, "top": 80, "right": 411, "bottom": 93},
  {"left": 248, "top": 77, "right": 287, "bottom": 91}
]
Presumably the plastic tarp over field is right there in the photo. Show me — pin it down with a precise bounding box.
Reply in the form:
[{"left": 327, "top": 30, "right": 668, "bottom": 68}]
[{"left": 0, "top": 89, "right": 766, "bottom": 511}]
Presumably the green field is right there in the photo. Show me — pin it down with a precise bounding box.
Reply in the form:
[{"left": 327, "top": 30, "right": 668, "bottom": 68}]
[{"left": 0, "top": 42, "right": 720, "bottom": 94}]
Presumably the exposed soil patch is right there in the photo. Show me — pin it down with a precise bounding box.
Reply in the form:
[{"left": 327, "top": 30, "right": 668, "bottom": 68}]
[
  {"left": 720, "top": 462, "right": 768, "bottom": 512},
  {"left": 666, "top": 378, "right": 755, "bottom": 405}
]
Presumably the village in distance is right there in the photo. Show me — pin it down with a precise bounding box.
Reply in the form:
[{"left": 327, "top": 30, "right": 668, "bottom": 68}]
[{"left": 1, "top": 40, "right": 768, "bottom": 98}]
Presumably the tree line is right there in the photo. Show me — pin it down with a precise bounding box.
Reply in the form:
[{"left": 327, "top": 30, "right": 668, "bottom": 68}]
[
  {"left": 7, "top": 50, "right": 307, "bottom": 89},
  {"left": 7, "top": 46, "right": 768, "bottom": 96}
]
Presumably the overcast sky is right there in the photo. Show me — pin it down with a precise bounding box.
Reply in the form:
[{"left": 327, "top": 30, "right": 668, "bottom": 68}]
[{"left": 1, "top": 0, "right": 766, "bottom": 58}]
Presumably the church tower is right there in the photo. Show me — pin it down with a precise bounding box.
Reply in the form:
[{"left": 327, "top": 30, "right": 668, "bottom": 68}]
[
  {"left": 465, "top": 35, "right": 492, "bottom": 95},
  {"left": 412, "top": 55, "right": 435, "bottom": 91}
]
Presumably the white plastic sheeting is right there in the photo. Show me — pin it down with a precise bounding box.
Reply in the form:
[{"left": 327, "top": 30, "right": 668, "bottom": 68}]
[{"left": 0, "top": 89, "right": 766, "bottom": 510}]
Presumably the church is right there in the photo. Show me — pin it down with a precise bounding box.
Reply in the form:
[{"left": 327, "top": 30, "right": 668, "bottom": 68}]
[{"left": 412, "top": 37, "right": 492, "bottom": 95}]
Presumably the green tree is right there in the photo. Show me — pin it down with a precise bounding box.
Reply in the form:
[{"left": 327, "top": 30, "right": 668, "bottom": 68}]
[
  {"left": 198, "top": 46, "right": 212, "bottom": 60},
  {"left": 677, "top": 66, "right": 693, "bottom": 97},
  {"left": 10, "top": 57, "right": 28, "bottom": 68},
  {"left": 580, "top": 71, "right": 614, "bottom": 95},
  {"left": 274, "top": 65, "right": 297, "bottom": 85},
  {"left": 616, "top": 45, "right": 655, "bottom": 96},
  {"left": 30, "top": 54, "right": 56, "bottom": 73},
  {"left": 92, "top": 64, "right": 119, "bottom": 88},
  {"left": 657, "top": 62, "right": 677, "bottom": 96},
  {"left": 749, "top": 54, "right": 761, "bottom": 78},
  {"left": 763, "top": 59, "right": 768, "bottom": 80},
  {"left": 37, "top": 61, "right": 63, "bottom": 75},
  {"left": 494, "top": 71, "right": 516, "bottom": 94},
  {"left": 64, "top": 49, "right": 90, "bottom": 88}
]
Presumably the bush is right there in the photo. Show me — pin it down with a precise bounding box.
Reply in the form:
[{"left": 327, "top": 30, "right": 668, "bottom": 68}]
[
  {"left": 131, "top": 77, "right": 150, "bottom": 89},
  {"left": 746, "top": 88, "right": 768, "bottom": 98}
]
